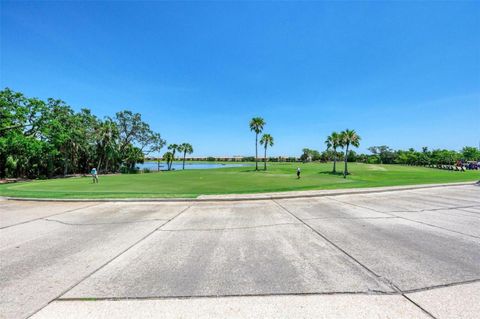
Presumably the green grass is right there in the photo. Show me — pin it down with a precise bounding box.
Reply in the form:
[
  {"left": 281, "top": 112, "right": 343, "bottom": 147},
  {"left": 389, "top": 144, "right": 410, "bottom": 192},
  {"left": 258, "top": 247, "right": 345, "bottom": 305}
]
[{"left": 0, "top": 163, "right": 478, "bottom": 199}]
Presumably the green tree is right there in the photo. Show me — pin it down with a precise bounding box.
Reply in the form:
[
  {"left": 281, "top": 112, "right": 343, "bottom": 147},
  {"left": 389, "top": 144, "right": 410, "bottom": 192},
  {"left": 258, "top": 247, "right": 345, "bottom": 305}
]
[
  {"left": 300, "top": 148, "right": 312, "bottom": 162},
  {"left": 340, "top": 129, "right": 361, "bottom": 178},
  {"left": 259, "top": 134, "right": 274, "bottom": 170},
  {"left": 368, "top": 145, "right": 396, "bottom": 164},
  {"left": 95, "top": 118, "right": 119, "bottom": 173},
  {"left": 0, "top": 89, "right": 164, "bottom": 178},
  {"left": 325, "top": 132, "right": 341, "bottom": 173},
  {"left": 124, "top": 145, "right": 144, "bottom": 170},
  {"left": 462, "top": 146, "right": 480, "bottom": 161},
  {"left": 178, "top": 143, "right": 194, "bottom": 170},
  {"left": 167, "top": 144, "right": 179, "bottom": 170},
  {"left": 163, "top": 151, "right": 174, "bottom": 171},
  {"left": 115, "top": 110, "right": 163, "bottom": 168},
  {"left": 249, "top": 117, "right": 265, "bottom": 171}
]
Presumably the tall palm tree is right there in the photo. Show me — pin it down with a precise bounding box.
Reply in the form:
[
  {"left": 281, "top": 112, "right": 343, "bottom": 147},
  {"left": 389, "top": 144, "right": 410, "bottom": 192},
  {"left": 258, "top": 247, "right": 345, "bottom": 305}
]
[
  {"left": 325, "top": 132, "right": 341, "bottom": 173},
  {"left": 167, "top": 144, "right": 179, "bottom": 170},
  {"left": 340, "top": 129, "right": 361, "bottom": 178},
  {"left": 178, "top": 143, "right": 193, "bottom": 170},
  {"left": 259, "top": 134, "right": 274, "bottom": 170},
  {"left": 96, "top": 119, "right": 119, "bottom": 173},
  {"left": 249, "top": 117, "right": 265, "bottom": 171}
]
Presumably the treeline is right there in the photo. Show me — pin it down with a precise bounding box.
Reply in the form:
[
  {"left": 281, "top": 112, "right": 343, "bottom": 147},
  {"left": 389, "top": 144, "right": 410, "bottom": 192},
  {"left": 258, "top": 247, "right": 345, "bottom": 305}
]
[
  {"left": 301, "top": 146, "right": 480, "bottom": 165},
  {"left": 0, "top": 88, "right": 165, "bottom": 179}
]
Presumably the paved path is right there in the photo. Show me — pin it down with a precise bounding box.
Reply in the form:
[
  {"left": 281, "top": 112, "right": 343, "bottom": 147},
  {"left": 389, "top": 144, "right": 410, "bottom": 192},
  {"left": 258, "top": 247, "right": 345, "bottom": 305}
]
[{"left": 1, "top": 184, "right": 479, "bottom": 318}]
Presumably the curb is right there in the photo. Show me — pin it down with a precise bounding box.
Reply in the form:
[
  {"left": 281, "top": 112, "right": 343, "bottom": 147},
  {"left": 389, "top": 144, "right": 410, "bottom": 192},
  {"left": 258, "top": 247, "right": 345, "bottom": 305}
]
[{"left": 1, "top": 181, "right": 478, "bottom": 203}]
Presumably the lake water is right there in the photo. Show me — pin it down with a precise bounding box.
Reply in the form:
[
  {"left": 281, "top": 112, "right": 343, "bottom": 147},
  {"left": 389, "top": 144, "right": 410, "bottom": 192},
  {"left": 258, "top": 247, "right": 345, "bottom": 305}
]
[{"left": 136, "top": 162, "right": 250, "bottom": 171}]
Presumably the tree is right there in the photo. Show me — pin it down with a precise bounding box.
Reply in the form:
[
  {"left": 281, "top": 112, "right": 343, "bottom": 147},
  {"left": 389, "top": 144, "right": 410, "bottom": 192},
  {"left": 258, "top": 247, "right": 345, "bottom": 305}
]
[
  {"left": 124, "top": 145, "right": 144, "bottom": 170},
  {"left": 325, "top": 132, "right": 341, "bottom": 173},
  {"left": 178, "top": 143, "right": 193, "bottom": 170},
  {"left": 462, "top": 146, "right": 480, "bottom": 161},
  {"left": 368, "top": 145, "right": 396, "bottom": 164},
  {"left": 300, "top": 148, "right": 320, "bottom": 162},
  {"left": 249, "top": 117, "right": 265, "bottom": 171},
  {"left": 115, "top": 110, "right": 163, "bottom": 167},
  {"left": 167, "top": 144, "right": 179, "bottom": 170},
  {"left": 259, "top": 134, "right": 274, "bottom": 170},
  {"left": 300, "top": 148, "right": 312, "bottom": 162},
  {"left": 340, "top": 129, "right": 361, "bottom": 178},
  {"left": 162, "top": 152, "right": 174, "bottom": 171},
  {"left": 0, "top": 89, "right": 164, "bottom": 178},
  {"left": 95, "top": 118, "right": 119, "bottom": 173}
]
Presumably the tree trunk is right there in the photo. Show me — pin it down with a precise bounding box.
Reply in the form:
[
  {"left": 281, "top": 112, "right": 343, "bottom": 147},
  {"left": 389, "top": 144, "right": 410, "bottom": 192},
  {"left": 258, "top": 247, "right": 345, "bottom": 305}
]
[
  {"left": 344, "top": 144, "right": 349, "bottom": 178},
  {"left": 183, "top": 152, "right": 186, "bottom": 170},
  {"left": 0, "top": 154, "right": 6, "bottom": 179},
  {"left": 170, "top": 151, "right": 176, "bottom": 170},
  {"left": 333, "top": 148, "right": 337, "bottom": 173},
  {"left": 255, "top": 134, "right": 258, "bottom": 170},
  {"left": 264, "top": 146, "right": 267, "bottom": 170},
  {"left": 97, "top": 158, "right": 103, "bottom": 174},
  {"left": 63, "top": 157, "right": 68, "bottom": 176}
]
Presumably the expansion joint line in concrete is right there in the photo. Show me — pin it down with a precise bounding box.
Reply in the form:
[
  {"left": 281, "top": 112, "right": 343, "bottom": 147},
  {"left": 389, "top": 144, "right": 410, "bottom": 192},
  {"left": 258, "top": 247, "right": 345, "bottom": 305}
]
[
  {"left": 384, "top": 204, "right": 480, "bottom": 214},
  {"left": 25, "top": 205, "right": 192, "bottom": 319},
  {"left": 326, "top": 197, "right": 480, "bottom": 240},
  {"left": 157, "top": 222, "right": 302, "bottom": 232},
  {"left": 458, "top": 208, "right": 480, "bottom": 216},
  {"left": 56, "top": 278, "right": 480, "bottom": 303},
  {"left": 416, "top": 192, "right": 480, "bottom": 205},
  {"left": 401, "top": 294, "right": 437, "bottom": 319},
  {"left": 57, "top": 291, "right": 399, "bottom": 303},
  {"left": 270, "top": 199, "right": 401, "bottom": 293},
  {"left": 402, "top": 278, "right": 480, "bottom": 294},
  {"left": 0, "top": 203, "right": 104, "bottom": 230},
  {"left": 302, "top": 216, "right": 398, "bottom": 221},
  {"left": 271, "top": 199, "right": 440, "bottom": 318}
]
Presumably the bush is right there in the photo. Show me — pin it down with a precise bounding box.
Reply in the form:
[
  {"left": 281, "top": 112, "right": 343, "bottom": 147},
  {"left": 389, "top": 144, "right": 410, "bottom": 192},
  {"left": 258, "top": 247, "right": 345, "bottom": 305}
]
[
  {"left": 206, "top": 157, "right": 216, "bottom": 162},
  {"left": 120, "top": 166, "right": 140, "bottom": 174},
  {"left": 143, "top": 168, "right": 151, "bottom": 173}
]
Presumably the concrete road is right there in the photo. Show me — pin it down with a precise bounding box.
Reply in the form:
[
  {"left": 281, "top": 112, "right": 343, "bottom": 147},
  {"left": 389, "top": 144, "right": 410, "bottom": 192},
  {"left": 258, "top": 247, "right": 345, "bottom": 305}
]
[{"left": 0, "top": 184, "right": 479, "bottom": 318}]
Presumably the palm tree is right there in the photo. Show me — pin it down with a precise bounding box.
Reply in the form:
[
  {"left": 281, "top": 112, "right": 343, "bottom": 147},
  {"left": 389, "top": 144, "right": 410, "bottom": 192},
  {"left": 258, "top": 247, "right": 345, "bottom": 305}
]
[
  {"left": 339, "top": 129, "right": 361, "bottom": 178},
  {"left": 178, "top": 143, "right": 193, "bottom": 170},
  {"left": 95, "top": 119, "right": 119, "bottom": 173},
  {"left": 325, "top": 132, "right": 341, "bottom": 173},
  {"left": 259, "top": 134, "right": 274, "bottom": 170},
  {"left": 167, "top": 144, "right": 179, "bottom": 170},
  {"left": 249, "top": 117, "right": 265, "bottom": 171},
  {"left": 163, "top": 152, "right": 174, "bottom": 171}
]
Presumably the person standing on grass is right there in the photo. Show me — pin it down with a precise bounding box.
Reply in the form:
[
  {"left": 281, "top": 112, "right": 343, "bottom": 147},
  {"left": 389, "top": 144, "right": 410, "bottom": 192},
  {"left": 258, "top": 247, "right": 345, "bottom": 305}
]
[
  {"left": 297, "top": 167, "right": 301, "bottom": 179},
  {"left": 91, "top": 167, "right": 99, "bottom": 184}
]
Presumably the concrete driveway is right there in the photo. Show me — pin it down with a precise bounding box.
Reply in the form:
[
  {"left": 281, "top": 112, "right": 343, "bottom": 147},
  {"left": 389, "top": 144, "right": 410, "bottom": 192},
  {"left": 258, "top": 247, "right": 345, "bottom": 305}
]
[{"left": 1, "top": 184, "right": 479, "bottom": 318}]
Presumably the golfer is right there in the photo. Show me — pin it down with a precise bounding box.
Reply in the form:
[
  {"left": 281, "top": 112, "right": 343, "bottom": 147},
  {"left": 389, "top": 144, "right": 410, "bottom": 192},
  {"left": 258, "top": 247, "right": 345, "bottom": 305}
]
[
  {"left": 297, "top": 167, "right": 301, "bottom": 179},
  {"left": 91, "top": 167, "right": 99, "bottom": 183}
]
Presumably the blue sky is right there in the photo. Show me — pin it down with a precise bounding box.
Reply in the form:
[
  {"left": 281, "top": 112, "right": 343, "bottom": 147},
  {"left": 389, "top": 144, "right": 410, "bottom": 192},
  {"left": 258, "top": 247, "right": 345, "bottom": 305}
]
[{"left": 1, "top": 1, "right": 479, "bottom": 157}]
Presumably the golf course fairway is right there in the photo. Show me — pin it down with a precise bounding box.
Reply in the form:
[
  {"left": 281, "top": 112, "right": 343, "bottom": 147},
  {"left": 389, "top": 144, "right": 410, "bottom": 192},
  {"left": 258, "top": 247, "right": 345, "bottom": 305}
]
[{"left": 0, "top": 163, "right": 478, "bottom": 199}]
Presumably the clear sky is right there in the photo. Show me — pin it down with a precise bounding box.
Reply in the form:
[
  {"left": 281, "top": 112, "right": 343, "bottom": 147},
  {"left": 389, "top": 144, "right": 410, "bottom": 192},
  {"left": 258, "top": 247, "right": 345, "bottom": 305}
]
[{"left": 1, "top": 1, "right": 479, "bottom": 157}]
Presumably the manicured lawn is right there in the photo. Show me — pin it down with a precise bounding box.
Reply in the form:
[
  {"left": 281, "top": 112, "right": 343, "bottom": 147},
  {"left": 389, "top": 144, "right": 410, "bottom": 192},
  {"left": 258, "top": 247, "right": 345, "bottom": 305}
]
[{"left": 0, "top": 163, "right": 478, "bottom": 199}]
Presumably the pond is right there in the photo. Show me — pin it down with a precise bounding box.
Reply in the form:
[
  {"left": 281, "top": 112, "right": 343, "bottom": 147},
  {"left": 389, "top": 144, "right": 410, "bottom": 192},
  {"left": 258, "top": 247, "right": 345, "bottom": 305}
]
[{"left": 136, "top": 161, "right": 251, "bottom": 171}]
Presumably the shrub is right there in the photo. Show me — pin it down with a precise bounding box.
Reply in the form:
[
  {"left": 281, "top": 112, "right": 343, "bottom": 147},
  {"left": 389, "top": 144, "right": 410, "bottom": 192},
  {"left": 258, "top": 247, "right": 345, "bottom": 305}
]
[{"left": 120, "top": 166, "right": 140, "bottom": 174}]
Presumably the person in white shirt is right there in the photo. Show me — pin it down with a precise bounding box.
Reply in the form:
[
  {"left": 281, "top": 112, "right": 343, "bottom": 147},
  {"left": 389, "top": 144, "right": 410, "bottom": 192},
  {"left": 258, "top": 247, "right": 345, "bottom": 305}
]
[{"left": 91, "top": 167, "right": 99, "bottom": 183}]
